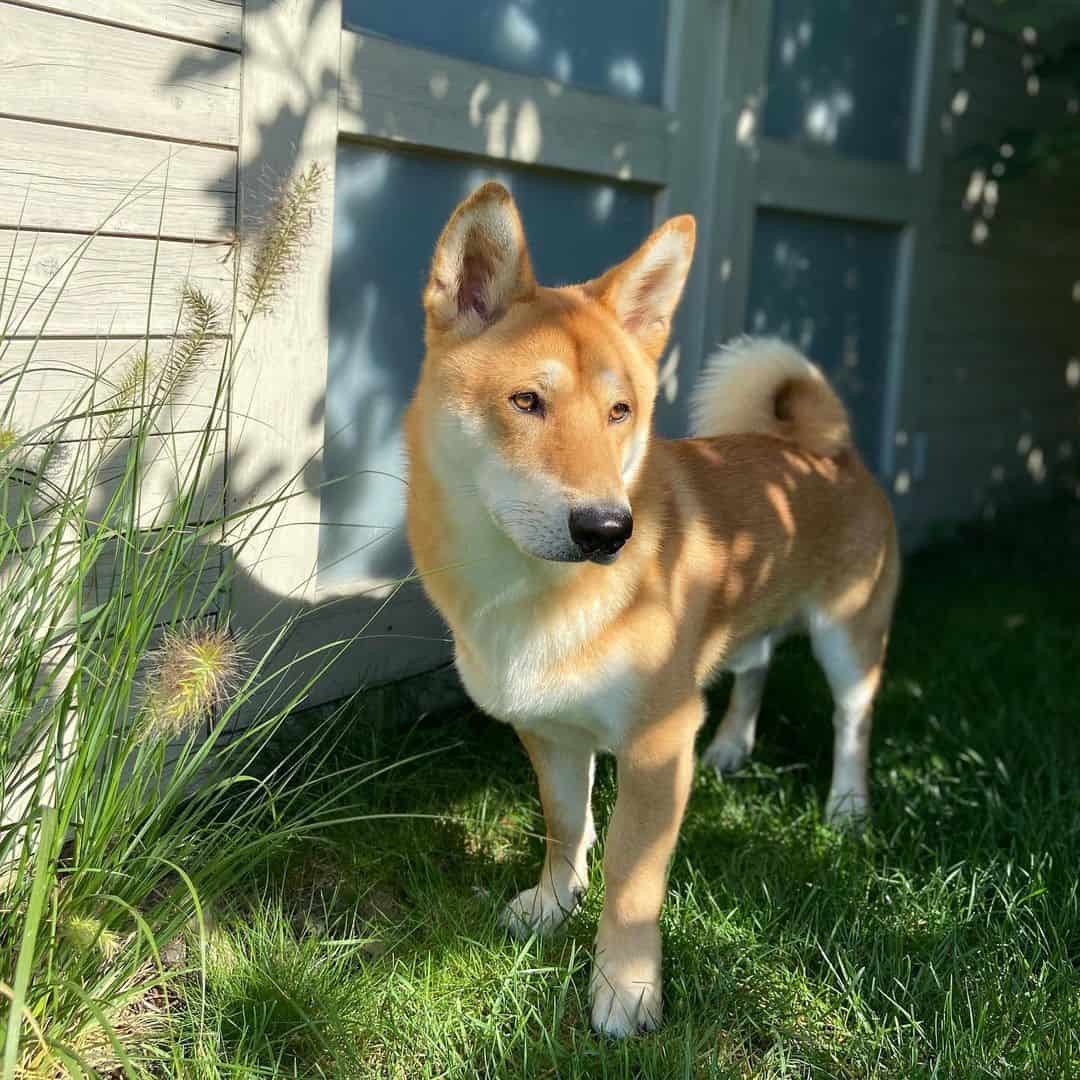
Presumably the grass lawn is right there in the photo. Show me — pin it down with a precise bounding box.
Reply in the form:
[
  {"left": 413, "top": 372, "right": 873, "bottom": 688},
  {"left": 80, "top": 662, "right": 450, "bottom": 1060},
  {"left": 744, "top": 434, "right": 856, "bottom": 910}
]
[{"left": 181, "top": 502, "right": 1080, "bottom": 1078}]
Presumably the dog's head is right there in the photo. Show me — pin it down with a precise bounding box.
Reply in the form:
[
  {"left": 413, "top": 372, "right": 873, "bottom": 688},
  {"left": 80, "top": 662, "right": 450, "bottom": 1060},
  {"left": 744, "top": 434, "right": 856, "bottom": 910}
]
[{"left": 418, "top": 182, "right": 694, "bottom": 564}]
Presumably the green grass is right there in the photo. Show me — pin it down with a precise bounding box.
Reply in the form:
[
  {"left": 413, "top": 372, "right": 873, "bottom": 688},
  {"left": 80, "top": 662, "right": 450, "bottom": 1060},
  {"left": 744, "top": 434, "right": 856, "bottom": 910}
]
[{"left": 175, "top": 500, "right": 1080, "bottom": 1078}]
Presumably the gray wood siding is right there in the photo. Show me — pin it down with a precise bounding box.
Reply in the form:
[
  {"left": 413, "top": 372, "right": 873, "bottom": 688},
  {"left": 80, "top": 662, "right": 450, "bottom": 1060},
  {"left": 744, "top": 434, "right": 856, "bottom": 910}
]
[
  {"left": 2, "top": 0, "right": 240, "bottom": 609},
  {"left": 896, "top": 14, "right": 1080, "bottom": 539}
]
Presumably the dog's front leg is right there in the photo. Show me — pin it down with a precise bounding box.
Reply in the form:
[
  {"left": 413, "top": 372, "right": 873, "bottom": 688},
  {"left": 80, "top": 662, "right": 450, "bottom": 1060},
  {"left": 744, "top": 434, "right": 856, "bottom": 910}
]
[
  {"left": 501, "top": 730, "right": 595, "bottom": 939},
  {"left": 590, "top": 695, "right": 701, "bottom": 1037}
]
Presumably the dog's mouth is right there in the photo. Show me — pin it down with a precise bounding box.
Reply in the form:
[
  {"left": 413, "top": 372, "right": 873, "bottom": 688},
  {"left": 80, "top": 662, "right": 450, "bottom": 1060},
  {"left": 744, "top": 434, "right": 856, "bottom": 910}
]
[{"left": 586, "top": 548, "right": 622, "bottom": 566}]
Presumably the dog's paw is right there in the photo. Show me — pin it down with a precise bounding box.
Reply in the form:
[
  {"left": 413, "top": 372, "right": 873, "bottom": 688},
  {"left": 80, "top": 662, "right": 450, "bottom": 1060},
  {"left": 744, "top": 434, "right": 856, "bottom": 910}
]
[
  {"left": 824, "top": 788, "right": 870, "bottom": 829},
  {"left": 702, "top": 735, "right": 751, "bottom": 776},
  {"left": 589, "top": 955, "right": 662, "bottom": 1037},
  {"left": 499, "top": 884, "right": 582, "bottom": 940}
]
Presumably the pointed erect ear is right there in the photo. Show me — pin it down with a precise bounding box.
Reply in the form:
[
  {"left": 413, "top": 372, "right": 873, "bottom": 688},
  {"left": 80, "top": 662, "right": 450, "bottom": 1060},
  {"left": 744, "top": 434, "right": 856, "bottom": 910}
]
[
  {"left": 424, "top": 182, "right": 536, "bottom": 340},
  {"left": 586, "top": 215, "right": 696, "bottom": 361}
]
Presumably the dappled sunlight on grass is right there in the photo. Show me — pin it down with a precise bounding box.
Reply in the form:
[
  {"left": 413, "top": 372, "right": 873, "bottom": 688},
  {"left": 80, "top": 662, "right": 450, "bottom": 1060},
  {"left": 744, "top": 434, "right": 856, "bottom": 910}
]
[{"left": 179, "top": 500, "right": 1080, "bottom": 1076}]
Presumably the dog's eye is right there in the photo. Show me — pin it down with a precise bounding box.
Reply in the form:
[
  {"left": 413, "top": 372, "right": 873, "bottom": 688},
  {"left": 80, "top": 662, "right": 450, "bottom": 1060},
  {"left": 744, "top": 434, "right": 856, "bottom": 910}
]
[
  {"left": 609, "top": 402, "right": 631, "bottom": 424},
  {"left": 510, "top": 391, "right": 542, "bottom": 414}
]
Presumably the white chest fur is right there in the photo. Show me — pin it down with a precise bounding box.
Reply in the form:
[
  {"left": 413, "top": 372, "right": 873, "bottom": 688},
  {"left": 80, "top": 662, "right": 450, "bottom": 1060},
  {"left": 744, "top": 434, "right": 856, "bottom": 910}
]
[{"left": 454, "top": 588, "right": 642, "bottom": 751}]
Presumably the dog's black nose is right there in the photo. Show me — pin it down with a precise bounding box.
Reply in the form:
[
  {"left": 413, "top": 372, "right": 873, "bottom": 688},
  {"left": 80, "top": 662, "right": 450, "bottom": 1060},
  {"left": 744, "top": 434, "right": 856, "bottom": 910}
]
[{"left": 568, "top": 504, "right": 633, "bottom": 558}]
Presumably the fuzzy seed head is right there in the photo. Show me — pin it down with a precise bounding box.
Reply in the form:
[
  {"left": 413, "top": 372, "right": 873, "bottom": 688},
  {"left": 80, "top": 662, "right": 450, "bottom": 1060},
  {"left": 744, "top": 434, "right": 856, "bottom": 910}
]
[
  {"left": 145, "top": 625, "right": 243, "bottom": 738},
  {"left": 0, "top": 426, "right": 17, "bottom": 454},
  {"left": 61, "top": 914, "right": 123, "bottom": 961},
  {"left": 243, "top": 162, "right": 325, "bottom": 318}
]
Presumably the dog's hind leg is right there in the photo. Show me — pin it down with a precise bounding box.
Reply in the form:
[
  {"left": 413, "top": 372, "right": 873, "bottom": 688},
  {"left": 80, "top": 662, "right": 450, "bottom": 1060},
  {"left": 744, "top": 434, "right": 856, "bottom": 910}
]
[
  {"left": 701, "top": 633, "right": 773, "bottom": 775},
  {"left": 501, "top": 730, "right": 595, "bottom": 939},
  {"left": 702, "top": 664, "right": 768, "bottom": 775},
  {"left": 810, "top": 610, "right": 890, "bottom": 827}
]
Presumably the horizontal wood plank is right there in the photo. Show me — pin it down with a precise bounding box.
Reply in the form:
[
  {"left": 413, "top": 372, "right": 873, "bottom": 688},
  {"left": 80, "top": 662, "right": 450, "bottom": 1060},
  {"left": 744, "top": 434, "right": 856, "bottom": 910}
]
[
  {"left": 4, "top": 339, "right": 227, "bottom": 442},
  {"left": 0, "top": 4, "right": 241, "bottom": 145},
  {"left": 0, "top": 119, "right": 236, "bottom": 239},
  {"left": 339, "top": 29, "right": 671, "bottom": 185},
  {"left": 0, "top": 231, "right": 234, "bottom": 338},
  {"left": 755, "top": 138, "right": 921, "bottom": 225},
  {"left": 11, "top": 0, "right": 242, "bottom": 49},
  {"left": 85, "top": 540, "right": 224, "bottom": 618}
]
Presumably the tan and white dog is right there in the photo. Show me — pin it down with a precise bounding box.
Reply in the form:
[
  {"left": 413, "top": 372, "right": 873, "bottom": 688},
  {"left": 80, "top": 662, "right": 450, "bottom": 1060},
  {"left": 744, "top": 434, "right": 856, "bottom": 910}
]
[{"left": 404, "top": 183, "right": 899, "bottom": 1037}]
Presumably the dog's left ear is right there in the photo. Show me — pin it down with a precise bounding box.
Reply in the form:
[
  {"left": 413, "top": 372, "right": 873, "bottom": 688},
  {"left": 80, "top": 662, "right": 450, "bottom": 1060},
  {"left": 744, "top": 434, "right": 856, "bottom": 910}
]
[{"left": 587, "top": 216, "right": 696, "bottom": 361}]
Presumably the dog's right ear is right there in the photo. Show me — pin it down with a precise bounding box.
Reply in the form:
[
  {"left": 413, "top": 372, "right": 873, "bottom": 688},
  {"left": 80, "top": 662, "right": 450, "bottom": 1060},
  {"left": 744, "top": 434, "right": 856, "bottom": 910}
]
[{"left": 424, "top": 182, "right": 536, "bottom": 342}]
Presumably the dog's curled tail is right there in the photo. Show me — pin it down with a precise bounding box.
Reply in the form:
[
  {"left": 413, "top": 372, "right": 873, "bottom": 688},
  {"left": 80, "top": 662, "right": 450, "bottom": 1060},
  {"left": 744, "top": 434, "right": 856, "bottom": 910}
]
[{"left": 689, "top": 336, "right": 852, "bottom": 458}]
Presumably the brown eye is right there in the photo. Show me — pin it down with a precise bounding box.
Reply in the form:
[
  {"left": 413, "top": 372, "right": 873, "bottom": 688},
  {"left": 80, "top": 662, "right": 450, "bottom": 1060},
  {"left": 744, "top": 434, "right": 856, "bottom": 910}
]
[
  {"left": 609, "top": 402, "right": 631, "bottom": 424},
  {"left": 511, "top": 391, "right": 542, "bottom": 414}
]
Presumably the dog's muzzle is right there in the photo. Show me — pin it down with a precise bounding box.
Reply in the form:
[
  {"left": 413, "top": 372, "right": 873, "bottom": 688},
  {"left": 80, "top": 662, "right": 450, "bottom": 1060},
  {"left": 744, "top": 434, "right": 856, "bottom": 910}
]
[{"left": 568, "top": 504, "right": 633, "bottom": 563}]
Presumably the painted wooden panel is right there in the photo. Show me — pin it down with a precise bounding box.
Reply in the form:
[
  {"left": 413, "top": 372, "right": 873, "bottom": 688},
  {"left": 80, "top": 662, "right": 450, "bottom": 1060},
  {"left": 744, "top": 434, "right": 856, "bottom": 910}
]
[
  {"left": 339, "top": 30, "right": 671, "bottom": 185},
  {"left": 0, "top": 5, "right": 241, "bottom": 146},
  {"left": 0, "top": 232, "right": 234, "bottom": 338},
  {"left": 0, "top": 119, "right": 236, "bottom": 240},
  {"left": 20, "top": 0, "right": 243, "bottom": 49}
]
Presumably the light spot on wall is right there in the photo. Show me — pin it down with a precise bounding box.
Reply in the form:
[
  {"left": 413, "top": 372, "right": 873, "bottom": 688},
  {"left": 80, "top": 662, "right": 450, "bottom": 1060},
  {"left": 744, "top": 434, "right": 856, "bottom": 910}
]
[
  {"left": 485, "top": 99, "right": 510, "bottom": 156},
  {"left": 1022, "top": 26, "right": 1038, "bottom": 45},
  {"left": 552, "top": 49, "right": 572, "bottom": 83},
  {"left": 591, "top": 186, "right": 615, "bottom": 223},
  {"left": 497, "top": 5, "right": 540, "bottom": 59},
  {"left": 972, "top": 220, "right": 989, "bottom": 244},
  {"left": 1072, "top": 283, "right": 1080, "bottom": 303},
  {"left": 1017, "top": 433, "right": 1033, "bottom": 455},
  {"left": 895, "top": 430, "right": 909, "bottom": 448},
  {"left": 1027, "top": 447, "right": 1046, "bottom": 483},
  {"left": 720, "top": 258, "right": 732, "bottom": 282},
  {"left": 971, "top": 26, "right": 985, "bottom": 48},
  {"left": 894, "top": 470, "right": 911, "bottom": 495},
  {"left": 991, "top": 162, "right": 1006, "bottom": 178},
  {"left": 1000, "top": 143, "right": 1014, "bottom": 159},
  {"left": 963, "top": 169, "right": 986, "bottom": 209},
  {"left": 1026, "top": 75, "right": 1040, "bottom": 96},
  {"left": 608, "top": 57, "right": 644, "bottom": 98},
  {"left": 511, "top": 100, "right": 542, "bottom": 161},
  {"left": 951, "top": 89, "right": 969, "bottom": 115},
  {"left": 736, "top": 104, "right": 757, "bottom": 146},
  {"left": 1067, "top": 359, "right": 1080, "bottom": 387},
  {"left": 805, "top": 99, "right": 838, "bottom": 144},
  {"left": 428, "top": 73, "right": 449, "bottom": 99},
  {"left": 469, "top": 81, "right": 491, "bottom": 126}
]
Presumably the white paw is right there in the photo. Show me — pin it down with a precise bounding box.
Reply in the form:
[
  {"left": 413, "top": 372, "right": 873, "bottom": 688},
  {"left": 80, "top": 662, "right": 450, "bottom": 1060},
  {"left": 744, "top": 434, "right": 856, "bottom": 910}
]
[
  {"left": 589, "top": 958, "right": 662, "bottom": 1037},
  {"left": 702, "top": 735, "right": 751, "bottom": 776},
  {"left": 824, "top": 788, "right": 870, "bottom": 829},
  {"left": 499, "top": 883, "right": 583, "bottom": 940}
]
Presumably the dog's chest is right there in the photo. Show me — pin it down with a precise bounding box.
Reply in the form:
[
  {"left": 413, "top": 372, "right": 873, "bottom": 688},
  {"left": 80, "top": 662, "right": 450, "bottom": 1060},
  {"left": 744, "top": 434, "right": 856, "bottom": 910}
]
[{"left": 454, "top": 604, "right": 641, "bottom": 749}]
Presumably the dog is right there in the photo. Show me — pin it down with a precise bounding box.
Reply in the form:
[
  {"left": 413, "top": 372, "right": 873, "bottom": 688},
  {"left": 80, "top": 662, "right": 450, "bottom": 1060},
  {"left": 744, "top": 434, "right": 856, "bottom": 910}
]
[{"left": 403, "top": 182, "right": 899, "bottom": 1037}]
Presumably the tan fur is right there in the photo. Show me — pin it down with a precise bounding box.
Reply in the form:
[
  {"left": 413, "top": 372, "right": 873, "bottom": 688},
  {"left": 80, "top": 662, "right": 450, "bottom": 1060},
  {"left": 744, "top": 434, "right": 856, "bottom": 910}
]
[{"left": 403, "top": 184, "right": 899, "bottom": 1037}]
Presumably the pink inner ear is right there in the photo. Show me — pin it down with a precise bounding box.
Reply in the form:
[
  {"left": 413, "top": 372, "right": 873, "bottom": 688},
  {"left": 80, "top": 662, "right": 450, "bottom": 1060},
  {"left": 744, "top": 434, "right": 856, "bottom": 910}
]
[{"left": 459, "top": 253, "right": 491, "bottom": 320}]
